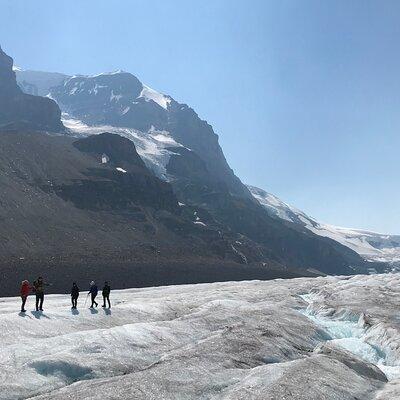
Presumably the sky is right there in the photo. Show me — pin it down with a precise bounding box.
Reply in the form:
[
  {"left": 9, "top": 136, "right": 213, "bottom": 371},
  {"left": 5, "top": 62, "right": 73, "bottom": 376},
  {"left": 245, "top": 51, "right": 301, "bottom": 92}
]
[{"left": 0, "top": 0, "right": 399, "bottom": 234}]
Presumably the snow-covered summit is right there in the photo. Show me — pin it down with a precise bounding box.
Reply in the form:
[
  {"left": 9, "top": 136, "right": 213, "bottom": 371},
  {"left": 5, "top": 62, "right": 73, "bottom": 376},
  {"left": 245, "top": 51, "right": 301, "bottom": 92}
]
[
  {"left": 86, "top": 69, "right": 127, "bottom": 78},
  {"left": 16, "top": 68, "right": 172, "bottom": 112},
  {"left": 248, "top": 185, "right": 400, "bottom": 265},
  {"left": 59, "top": 71, "right": 171, "bottom": 109}
]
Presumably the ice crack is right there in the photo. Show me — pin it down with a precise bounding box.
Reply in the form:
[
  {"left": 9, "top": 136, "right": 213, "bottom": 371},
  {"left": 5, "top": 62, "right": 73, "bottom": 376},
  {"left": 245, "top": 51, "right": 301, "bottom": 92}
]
[{"left": 299, "top": 293, "right": 400, "bottom": 381}]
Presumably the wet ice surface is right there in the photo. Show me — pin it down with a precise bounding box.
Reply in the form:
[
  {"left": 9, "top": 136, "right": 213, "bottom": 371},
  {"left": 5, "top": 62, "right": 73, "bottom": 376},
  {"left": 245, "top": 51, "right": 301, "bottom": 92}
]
[
  {"left": 300, "top": 294, "right": 400, "bottom": 381},
  {"left": 1, "top": 274, "right": 400, "bottom": 399}
]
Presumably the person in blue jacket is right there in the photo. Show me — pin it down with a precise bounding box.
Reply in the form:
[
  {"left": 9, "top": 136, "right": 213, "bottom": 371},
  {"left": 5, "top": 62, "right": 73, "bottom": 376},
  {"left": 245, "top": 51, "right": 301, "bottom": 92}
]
[{"left": 88, "top": 281, "right": 98, "bottom": 308}]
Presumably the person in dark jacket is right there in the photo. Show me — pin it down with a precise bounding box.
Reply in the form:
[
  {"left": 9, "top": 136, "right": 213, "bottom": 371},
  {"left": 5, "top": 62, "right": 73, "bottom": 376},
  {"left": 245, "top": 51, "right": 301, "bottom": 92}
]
[
  {"left": 102, "top": 281, "right": 111, "bottom": 308},
  {"left": 71, "top": 282, "right": 80, "bottom": 309},
  {"left": 32, "top": 276, "right": 50, "bottom": 311},
  {"left": 20, "top": 280, "right": 31, "bottom": 312},
  {"left": 88, "top": 281, "right": 98, "bottom": 308}
]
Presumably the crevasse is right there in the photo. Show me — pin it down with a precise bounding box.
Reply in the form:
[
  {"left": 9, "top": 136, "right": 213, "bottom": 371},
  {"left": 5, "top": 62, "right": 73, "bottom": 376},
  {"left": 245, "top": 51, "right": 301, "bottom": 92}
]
[{"left": 299, "top": 293, "right": 400, "bottom": 381}]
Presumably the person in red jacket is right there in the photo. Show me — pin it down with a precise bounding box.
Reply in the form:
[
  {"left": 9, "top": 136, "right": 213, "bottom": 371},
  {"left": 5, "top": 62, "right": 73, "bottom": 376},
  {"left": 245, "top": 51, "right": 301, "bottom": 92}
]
[{"left": 20, "top": 280, "right": 31, "bottom": 312}]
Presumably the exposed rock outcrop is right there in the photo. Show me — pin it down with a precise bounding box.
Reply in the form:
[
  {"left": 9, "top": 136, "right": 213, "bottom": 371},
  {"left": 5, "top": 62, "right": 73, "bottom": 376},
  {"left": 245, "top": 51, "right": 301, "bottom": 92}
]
[{"left": 0, "top": 46, "right": 63, "bottom": 132}]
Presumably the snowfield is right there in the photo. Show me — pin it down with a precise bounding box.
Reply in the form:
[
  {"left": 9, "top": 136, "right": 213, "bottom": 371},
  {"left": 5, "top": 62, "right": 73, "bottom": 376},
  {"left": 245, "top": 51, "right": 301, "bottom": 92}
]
[
  {"left": 1, "top": 274, "right": 400, "bottom": 399},
  {"left": 139, "top": 84, "right": 171, "bottom": 110}
]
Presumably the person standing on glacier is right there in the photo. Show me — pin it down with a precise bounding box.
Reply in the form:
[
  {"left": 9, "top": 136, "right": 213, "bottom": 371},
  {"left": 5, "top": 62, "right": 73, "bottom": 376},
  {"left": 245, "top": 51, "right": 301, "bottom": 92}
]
[
  {"left": 32, "top": 276, "right": 51, "bottom": 311},
  {"left": 71, "top": 282, "right": 80, "bottom": 309},
  {"left": 88, "top": 281, "right": 98, "bottom": 308},
  {"left": 20, "top": 280, "right": 31, "bottom": 313},
  {"left": 102, "top": 281, "right": 111, "bottom": 308}
]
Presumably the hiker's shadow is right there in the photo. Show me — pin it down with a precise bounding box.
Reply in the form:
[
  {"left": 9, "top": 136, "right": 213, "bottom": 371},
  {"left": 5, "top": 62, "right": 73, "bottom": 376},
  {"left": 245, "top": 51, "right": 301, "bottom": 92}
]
[
  {"left": 89, "top": 308, "right": 99, "bottom": 314},
  {"left": 31, "top": 311, "right": 50, "bottom": 320},
  {"left": 103, "top": 308, "right": 112, "bottom": 316},
  {"left": 18, "top": 312, "right": 32, "bottom": 318},
  {"left": 71, "top": 308, "right": 80, "bottom": 315}
]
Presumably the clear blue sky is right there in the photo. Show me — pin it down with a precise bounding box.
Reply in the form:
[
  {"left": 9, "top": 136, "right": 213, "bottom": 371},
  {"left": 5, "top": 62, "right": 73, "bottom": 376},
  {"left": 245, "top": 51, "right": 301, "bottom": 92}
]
[{"left": 1, "top": 0, "right": 399, "bottom": 234}]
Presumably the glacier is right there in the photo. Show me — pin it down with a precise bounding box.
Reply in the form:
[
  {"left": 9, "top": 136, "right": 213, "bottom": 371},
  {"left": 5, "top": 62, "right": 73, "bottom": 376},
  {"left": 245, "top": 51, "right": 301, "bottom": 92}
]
[
  {"left": 1, "top": 274, "right": 400, "bottom": 399},
  {"left": 62, "top": 116, "right": 184, "bottom": 180}
]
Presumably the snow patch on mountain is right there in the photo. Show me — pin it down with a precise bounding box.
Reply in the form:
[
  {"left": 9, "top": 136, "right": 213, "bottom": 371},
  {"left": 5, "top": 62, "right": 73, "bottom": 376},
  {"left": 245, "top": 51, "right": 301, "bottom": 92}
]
[
  {"left": 63, "top": 116, "right": 184, "bottom": 180},
  {"left": 248, "top": 185, "right": 310, "bottom": 224},
  {"left": 307, "top": 225, "right": 400, "bottom": 264},
  {"left": 248, "top": 185, "right": 400, "bottom": 265},
  {"left": 87, "top": 69, "right": 126, "bottom": 78},
  {"left": 139, "top": 84, "right": 171, "bottom": 110}
]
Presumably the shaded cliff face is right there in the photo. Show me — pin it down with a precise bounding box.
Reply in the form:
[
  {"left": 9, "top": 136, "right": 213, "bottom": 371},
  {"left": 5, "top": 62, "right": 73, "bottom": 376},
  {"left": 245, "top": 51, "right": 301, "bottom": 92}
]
[
  {"left": 0, "top": 46, "right": 17, "bottom": 93},
  {"left": 73, "top": 132, "right": 148, "bottom": 172},
  {"left": 0, "top": 46, "right": 63, "bottom": 132}
]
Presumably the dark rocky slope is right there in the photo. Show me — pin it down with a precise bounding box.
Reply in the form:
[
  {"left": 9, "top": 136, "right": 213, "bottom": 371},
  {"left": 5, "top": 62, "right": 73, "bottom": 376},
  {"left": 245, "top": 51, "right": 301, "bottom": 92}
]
[
  {"left": 0, "top": 130, "right": 310, "bottom": 296},
  {"left": 166, "top": 155, "right": 367, "bottom": 275},
  {"left": 0, "top": 46, "right": 63, "bottom": 132}
]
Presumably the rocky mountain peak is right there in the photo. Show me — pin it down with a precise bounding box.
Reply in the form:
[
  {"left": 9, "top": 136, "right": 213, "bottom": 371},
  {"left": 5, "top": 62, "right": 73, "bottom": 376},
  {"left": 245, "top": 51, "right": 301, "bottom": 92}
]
[
  {"left": 0, "top": 46, "right": 21, "bottom": 95},
  {"left": 0, "top": 46, "right": 64, "bottom": 132}
]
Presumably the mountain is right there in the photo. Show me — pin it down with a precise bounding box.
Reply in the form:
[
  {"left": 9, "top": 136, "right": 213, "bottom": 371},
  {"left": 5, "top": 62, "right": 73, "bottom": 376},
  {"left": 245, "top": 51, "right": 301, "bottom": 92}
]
[
  {"left": 0, "top": 46, "right": 63, "bottom": 132},
  {"left": 248, "top": 185, "right": 400, "bottom": 267},
  {"left": 58, "top": 72, "right": 387, "bottom": 273},
  {"left": 0, "top": 47, "right": 384, "bottom": 287},
  {"left": 48, "top": 71, "right": 249, "bottom": 198},
  {"left": 12, "top": 64, "right": 381, "bottom": 277},
  {"left": 1, "top": 46, "right": 318, "bottom": 296}
]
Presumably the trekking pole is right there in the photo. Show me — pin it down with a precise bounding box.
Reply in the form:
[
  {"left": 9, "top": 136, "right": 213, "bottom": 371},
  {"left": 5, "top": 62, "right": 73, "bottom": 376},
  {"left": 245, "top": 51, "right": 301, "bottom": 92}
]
[{"left": 84, "top": 293, "right": 89, "bottom": 308}]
